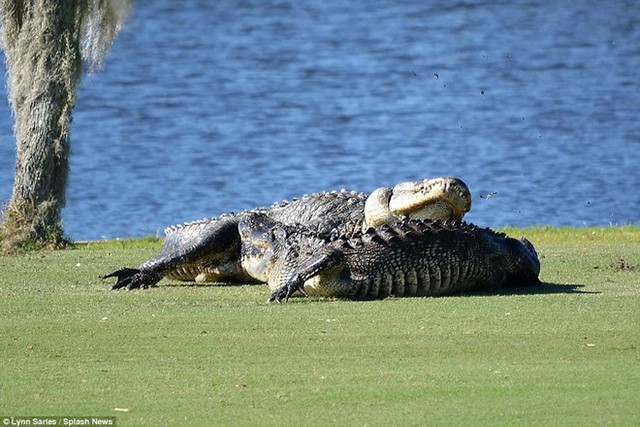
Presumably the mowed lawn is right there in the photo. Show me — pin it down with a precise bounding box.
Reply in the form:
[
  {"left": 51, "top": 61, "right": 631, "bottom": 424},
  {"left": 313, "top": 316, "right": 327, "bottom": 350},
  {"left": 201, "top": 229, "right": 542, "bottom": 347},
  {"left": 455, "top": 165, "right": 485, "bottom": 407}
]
[{"left": 0, "top": 227, "right": 638, "bottom": 426}]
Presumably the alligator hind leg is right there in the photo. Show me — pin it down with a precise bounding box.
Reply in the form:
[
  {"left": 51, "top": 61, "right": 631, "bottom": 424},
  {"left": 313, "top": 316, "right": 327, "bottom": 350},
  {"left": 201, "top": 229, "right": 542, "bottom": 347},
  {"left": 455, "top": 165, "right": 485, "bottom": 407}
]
[{"left": 101, "top": 268, "right": 162, "bottom": 290}]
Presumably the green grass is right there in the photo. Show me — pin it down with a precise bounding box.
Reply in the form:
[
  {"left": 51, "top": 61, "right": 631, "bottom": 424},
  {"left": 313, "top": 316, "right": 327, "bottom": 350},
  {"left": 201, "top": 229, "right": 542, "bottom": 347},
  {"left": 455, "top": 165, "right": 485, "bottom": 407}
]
[{"left": 1, "top": 227, "right": 638, "bottom": 426}]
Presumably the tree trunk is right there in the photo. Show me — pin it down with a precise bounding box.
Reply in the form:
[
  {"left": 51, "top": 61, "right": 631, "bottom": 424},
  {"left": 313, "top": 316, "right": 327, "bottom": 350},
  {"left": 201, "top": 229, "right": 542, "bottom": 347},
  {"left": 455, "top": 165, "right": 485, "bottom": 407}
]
[{"left": 1, "top": 1, "right": 82, "bottom": 250}]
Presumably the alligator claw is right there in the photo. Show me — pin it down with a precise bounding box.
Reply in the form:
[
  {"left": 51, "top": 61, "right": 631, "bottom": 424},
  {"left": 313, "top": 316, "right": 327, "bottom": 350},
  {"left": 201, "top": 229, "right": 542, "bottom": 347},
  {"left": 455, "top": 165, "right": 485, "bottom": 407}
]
[
  {"left": 101, "top": 268, "right": 157, "bottom": 290},
  {"left": 268, "top": 274, "right": 307, "bottom": 303}
]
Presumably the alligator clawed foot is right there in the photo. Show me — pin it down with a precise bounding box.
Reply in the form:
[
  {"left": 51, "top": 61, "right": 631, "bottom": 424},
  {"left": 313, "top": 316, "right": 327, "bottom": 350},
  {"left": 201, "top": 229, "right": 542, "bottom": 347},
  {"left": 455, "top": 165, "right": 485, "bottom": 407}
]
[
  {"left": 267, "top": 274, "right": 307, "bottom": 303},
  {"left": 101, "top": 268, "right": 157, "bottom": 290}
]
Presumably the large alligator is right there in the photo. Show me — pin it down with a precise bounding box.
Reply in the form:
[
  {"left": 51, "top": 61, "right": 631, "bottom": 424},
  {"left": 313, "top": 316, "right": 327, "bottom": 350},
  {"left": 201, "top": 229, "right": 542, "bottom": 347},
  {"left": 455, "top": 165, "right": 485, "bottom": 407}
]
[
  {"left": 103, "top": 177, "right": 472, "bottom": 290},
  {"left": 236, "top": 213, "right": 540, "bottom": 302}
]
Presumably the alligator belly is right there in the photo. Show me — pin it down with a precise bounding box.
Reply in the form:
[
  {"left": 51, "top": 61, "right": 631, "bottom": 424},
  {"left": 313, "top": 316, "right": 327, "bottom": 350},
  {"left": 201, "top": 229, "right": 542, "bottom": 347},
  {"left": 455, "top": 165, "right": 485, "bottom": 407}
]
[{"left": 300, "top": 265, "right": 490, "bottom": 299}]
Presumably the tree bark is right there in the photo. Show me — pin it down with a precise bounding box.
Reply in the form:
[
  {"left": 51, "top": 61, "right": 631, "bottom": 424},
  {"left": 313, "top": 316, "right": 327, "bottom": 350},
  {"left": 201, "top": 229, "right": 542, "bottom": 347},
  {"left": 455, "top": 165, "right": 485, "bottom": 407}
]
[{"left": 1, "top": 0, "right": 82, "bottom": 249}]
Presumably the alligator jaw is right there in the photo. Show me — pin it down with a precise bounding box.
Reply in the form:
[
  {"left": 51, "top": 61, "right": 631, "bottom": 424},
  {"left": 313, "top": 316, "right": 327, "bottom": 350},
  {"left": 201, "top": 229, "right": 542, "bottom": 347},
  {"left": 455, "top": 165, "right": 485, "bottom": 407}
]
[{"left": 388, "top": 177, "right": 472, "bottom": 222}]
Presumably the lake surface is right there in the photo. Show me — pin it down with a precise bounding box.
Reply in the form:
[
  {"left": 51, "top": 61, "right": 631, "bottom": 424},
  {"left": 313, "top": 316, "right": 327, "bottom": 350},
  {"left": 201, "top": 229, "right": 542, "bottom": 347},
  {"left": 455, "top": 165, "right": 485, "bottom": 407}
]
[{"left": 1, "top": 0, "right": 639, "bottom": 240}]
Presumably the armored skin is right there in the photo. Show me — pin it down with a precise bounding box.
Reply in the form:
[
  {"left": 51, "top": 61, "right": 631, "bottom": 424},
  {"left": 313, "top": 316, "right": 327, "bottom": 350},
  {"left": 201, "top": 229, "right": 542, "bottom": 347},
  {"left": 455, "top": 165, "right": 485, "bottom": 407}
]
[
  {"left": 103, "top": 177, "right": 472, "bottom": 290},
  {"left": 236, "top": 214, "right": 540, "bottom": 302}
]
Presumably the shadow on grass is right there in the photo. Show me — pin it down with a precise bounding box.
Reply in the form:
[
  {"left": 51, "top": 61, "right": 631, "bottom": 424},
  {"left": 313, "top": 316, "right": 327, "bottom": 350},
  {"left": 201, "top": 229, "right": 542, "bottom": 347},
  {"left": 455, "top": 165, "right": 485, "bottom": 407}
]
[
  {"left": 470, "top": 282, "right": 597, "bottom": 296},
  {"left": 159, "top": 281, "right": 596, "bottom": 298}
]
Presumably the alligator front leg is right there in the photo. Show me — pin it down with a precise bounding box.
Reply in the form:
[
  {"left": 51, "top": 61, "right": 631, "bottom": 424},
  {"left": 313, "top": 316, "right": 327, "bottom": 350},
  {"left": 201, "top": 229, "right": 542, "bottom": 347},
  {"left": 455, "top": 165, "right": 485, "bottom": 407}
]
[
  {"left": 267, "top": 273, "right": 308, "bottom": 303},
  {"left": 101, "top": 268, "right": 163, "bottom": 290}
]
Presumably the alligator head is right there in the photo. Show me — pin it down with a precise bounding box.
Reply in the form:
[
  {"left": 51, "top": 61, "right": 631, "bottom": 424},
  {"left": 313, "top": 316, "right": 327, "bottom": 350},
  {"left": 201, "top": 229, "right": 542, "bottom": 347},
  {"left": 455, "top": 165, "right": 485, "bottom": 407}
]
[
  {"left": 237, "top": 213, "right": 320, "bottom": 285},
  {"left": 364, "top": 177, "right": 471, "bottom": 230}
]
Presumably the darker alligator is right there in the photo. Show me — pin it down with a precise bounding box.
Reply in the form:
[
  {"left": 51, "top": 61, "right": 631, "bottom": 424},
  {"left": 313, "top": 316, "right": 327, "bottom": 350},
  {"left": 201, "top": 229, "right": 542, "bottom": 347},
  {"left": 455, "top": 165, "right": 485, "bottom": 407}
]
[
  {"left": 236, "top": 213, "right": 541, "bottom": 302},
  {"left": 102, "top": 177, "right": 472, "bottom": 290}
]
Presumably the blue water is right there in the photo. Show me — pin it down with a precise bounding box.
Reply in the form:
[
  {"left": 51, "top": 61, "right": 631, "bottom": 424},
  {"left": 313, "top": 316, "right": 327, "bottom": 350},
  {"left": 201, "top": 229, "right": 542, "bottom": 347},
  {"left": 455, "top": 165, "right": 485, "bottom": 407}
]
[{"left": 1, "top": 0, "right": 639, "bottom": 240}]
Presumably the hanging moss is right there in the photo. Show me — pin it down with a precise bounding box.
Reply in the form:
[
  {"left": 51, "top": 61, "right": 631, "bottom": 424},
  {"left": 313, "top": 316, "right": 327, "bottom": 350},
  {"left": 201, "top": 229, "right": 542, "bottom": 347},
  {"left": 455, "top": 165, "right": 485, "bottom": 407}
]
[{"left": 0, "top": 0, "right": 133, "bottom": 251}]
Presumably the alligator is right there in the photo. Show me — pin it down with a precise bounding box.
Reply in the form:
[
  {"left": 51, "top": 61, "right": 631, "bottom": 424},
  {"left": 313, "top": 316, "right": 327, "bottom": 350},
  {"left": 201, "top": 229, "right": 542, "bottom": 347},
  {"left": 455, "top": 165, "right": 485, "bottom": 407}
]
[
  {"left": 102, "top": 177, "right": 472, "bottom": 290},
  {"left": 235, "top": 213, "right": 540, "bottom": 302}
]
